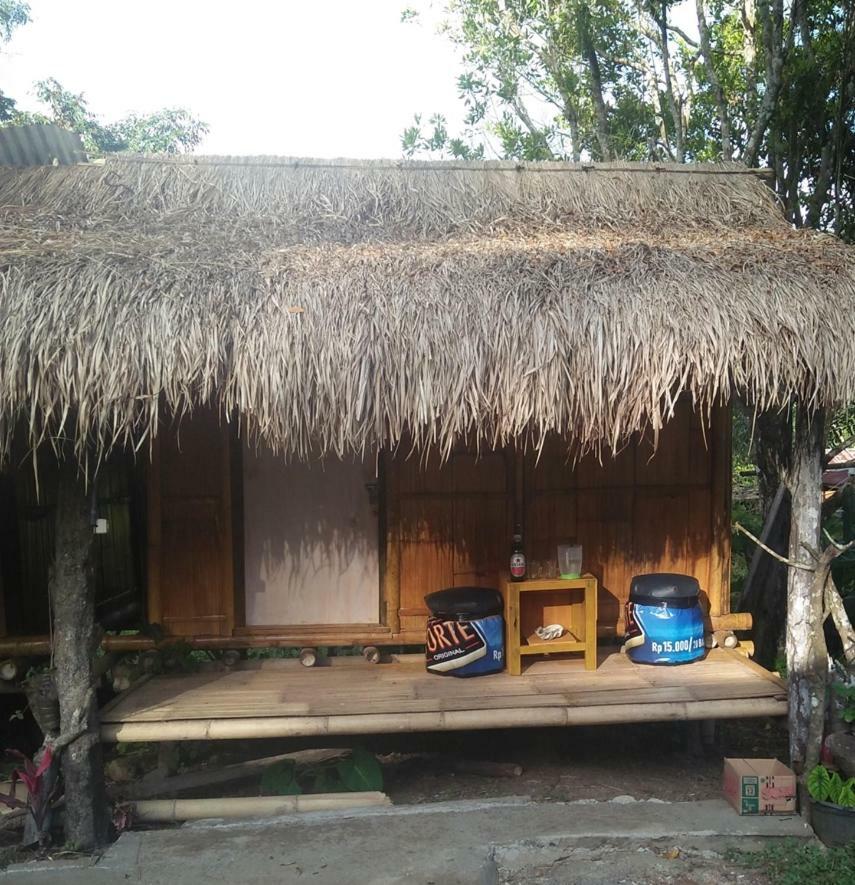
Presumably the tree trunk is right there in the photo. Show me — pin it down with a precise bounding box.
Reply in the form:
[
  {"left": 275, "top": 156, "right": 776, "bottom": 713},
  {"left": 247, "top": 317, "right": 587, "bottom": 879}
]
[
  {"left": 696, "top": 0, "right": 732, "bottom": 158},
  {"left": 744, "top": 0, "right": 785, "bottom": 167},
  {"left": 739, "top": 486, "right": 790, "bottom": 667},
  {"left": 656, "top": 2, "right": 684, "bottom": 160},
  {"left": 576, "top": 5, "right": 612, "bottom": 160},
  {"left": 742, "top": 407, "right": 792, "bottom": 666},
  {"left": 785, "top": 406, "right": 825, "bottom": 770},
  {"left": 50, "top": 459, "right": 108, "bottom": 849}
]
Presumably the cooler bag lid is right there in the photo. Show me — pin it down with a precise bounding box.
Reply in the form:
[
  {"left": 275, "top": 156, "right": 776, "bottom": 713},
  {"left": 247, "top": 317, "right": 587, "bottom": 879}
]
[
  {"left": 425, "top": 587, "right": 503, "bottom": 620},
  {"left": 629, "top": 573, "right": 700, "bottom": 604}
]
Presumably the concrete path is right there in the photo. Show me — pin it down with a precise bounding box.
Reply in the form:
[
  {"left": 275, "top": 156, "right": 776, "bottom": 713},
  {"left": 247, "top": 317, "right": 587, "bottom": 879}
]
[{"left": 2, "top": 797, "right": 812, "bottom": 884}]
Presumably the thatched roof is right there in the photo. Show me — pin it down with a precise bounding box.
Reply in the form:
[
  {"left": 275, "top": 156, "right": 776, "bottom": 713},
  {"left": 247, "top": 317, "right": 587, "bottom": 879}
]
[{"left": 0, "top": 155, "right": 853, "bottom": 461}]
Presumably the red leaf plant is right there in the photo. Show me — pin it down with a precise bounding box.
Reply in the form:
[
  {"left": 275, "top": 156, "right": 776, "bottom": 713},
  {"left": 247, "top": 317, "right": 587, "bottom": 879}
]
[{"left": 0, "top": 746, "right": 58, "bottom": 842}]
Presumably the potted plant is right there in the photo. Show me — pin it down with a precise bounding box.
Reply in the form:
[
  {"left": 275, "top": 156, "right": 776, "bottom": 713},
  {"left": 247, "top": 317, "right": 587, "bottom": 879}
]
[{"left": 807, "top": 763, "right": 855, "bottom": 846}]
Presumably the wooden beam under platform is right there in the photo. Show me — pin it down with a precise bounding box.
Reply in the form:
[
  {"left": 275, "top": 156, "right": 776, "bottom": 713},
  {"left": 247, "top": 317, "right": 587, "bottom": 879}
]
[{"left": 99, "top": 648, "right": 785, "bottom": 743}]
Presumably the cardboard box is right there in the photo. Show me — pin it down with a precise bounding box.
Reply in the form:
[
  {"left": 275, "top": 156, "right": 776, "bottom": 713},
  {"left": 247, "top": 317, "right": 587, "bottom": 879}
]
[{"left": 723, "top": 758, "right": 797, "bottom": 815}]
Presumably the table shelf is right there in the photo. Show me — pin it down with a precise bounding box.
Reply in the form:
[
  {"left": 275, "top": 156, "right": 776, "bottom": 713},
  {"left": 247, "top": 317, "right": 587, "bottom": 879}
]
[
  {"left": 501, "top": 575, "right": 598, "bottom": 674},
  {"left": 520, "top": 634, "right": 587, "bottom": 655}
]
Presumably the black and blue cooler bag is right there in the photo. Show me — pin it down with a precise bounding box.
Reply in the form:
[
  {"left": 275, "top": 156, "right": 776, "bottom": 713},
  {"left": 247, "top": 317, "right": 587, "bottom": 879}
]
[
  {"left": 623, "top": 573, "right": 705, "bottom": 665},
  {"left": 424, "top": 587, "right": 504, "bottom": 677}
]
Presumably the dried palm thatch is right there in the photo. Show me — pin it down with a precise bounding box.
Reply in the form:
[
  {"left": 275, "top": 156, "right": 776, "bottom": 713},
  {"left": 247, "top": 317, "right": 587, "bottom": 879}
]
[{"left": 0, "top": 155, "right": 852, "bottom": 462}]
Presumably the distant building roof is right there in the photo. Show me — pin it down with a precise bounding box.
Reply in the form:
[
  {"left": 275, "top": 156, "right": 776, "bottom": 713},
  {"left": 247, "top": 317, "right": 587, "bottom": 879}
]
[{"left": 0, "top": 124, "right": 85, "bottom": 166}]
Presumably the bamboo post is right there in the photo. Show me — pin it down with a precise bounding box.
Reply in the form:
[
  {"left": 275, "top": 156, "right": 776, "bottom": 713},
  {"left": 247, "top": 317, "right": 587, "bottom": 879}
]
[
  {"left": 0, "top": 658, "right": 25, "bottom": 681},
  {"left": 299, "top": 648, "right": 317, "bottom": 668},
  {"left": 131, "top": 792, "right": 391, "bottom": 823}
]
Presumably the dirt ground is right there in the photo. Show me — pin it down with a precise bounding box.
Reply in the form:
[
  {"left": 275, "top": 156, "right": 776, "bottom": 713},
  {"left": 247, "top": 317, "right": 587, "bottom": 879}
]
[
  {"left": 377, "top": 717, "right": 788, "bottom": 805},
  {"left": 98, "top": 715, "right": 788, "bottom": 806}
]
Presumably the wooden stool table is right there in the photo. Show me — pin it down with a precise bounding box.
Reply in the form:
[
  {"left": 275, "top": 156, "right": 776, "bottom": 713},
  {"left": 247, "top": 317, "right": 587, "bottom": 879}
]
[{"left": 501, "top": 574, "right": 598, "bottom": 675}]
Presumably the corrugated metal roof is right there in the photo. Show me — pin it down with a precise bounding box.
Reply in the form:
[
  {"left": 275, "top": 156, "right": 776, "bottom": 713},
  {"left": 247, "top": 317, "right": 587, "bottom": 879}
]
[{"left": 0, "top": 123, "right": 86, "bottom": 166}]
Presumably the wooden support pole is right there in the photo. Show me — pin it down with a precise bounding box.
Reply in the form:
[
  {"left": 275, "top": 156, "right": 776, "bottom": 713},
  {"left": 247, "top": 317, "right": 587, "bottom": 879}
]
[
  {"left": 785, "top": 406, "right": 825, "bottom": 771},
  {"left": 50, "top": 459, "right": 109, "bottom": 849}
]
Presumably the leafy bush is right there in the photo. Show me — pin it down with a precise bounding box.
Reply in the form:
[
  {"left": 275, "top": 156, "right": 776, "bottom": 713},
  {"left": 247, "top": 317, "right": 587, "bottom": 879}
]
[
  {"left": 834, "top": 683, "right": 855, "bottom": 728},
  {"left": 808, "top": 764, "right": 855, "bottom": 807},
  {"left": 260, "top": 748, "right": 383, "bottom": 796}
]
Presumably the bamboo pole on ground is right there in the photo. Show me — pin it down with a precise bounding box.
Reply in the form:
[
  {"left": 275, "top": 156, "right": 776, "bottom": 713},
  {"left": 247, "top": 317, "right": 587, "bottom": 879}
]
[{"left": 131, "top": 792, "right": 391, "bottom": 822}]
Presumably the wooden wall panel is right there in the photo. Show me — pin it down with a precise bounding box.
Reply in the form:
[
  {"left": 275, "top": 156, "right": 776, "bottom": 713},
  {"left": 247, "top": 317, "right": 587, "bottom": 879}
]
[
  {"left": 398, "top": 496, "right": 454, "bottom": 624},
  {"left": 576, "top": 489, "right": 633, "bottom": 630},
  {"left": 386, "top": 398, "right": 731, "bottom": 639},
  {"left": 632, "top": 489, "right": 690, "bottom": 576},
  {"left": 636, "top": 405, "right": 692, "bottom": 487},
  {"left": 392, "top": 446, "right": 510, "bottom": 631},
  {"left": 520, "top": 397, "right": 728, "bottom": 635},
  {"left": 452, "top": 496, "right": 506, "bottom": 585},
  {"left": 525, "top": 494, "right": 577, "bottom": 565},
  {"left": 148, "top": 409, "right": 234, "bottom": 637}
]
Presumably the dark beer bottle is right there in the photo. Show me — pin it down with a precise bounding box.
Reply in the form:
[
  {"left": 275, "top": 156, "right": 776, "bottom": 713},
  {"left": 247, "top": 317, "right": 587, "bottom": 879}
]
[{"left": 510, "top": 524, "right": 526, "bottom": 581}]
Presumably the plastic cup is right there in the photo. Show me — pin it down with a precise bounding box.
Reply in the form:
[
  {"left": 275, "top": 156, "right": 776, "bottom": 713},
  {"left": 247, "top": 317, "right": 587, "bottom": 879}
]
[{"left": 557, "top": 543, "right": 582, "bottom": 579}]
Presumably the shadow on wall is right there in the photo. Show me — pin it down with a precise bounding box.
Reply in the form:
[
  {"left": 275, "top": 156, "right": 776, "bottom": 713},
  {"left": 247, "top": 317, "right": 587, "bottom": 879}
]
[
  {"left": 393, "top": 400, "right": 722, "bottom": 632},
  {"left": 242, "top": 444, "right": 381, "bottom": 626}
]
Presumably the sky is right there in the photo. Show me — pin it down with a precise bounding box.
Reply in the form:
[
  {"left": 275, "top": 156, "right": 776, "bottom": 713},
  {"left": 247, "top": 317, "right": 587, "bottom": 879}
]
[{"left": 1, "top": 0, "right": 467, "bottom": 158}]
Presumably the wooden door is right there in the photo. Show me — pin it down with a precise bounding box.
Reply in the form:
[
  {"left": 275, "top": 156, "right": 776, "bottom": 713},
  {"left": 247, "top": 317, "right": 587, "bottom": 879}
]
[
  {"left": 242, "top": 447, "right": 380, "bottom": 626},
  {"left": 147, "top": 410, "right": 234, "bottom": 636}
]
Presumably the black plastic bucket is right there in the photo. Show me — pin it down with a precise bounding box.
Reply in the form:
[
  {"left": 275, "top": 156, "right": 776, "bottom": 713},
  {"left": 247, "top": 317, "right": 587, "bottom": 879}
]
[{"left": 811, "top": 799, "right": 855, "bottom": 847}]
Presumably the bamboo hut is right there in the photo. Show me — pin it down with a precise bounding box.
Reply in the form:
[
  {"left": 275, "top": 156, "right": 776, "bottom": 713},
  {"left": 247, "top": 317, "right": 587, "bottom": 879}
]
[{"left": 0, "top": 156, "right": 852, "bottom": 746}]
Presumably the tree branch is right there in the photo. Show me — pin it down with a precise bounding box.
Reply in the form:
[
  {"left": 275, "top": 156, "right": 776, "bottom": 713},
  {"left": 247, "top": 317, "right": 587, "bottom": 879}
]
[
  {"left": 666, "top": 24, "right": 699, "bottom": 47},
  {"left": 825, "top": 573, "right": 855, "bottom": 665},
  {"left": 734, "top": 521, "right": 815, "bottom": 570},
  {"left": 825, "top": 434, "right": 855, "bottom": 466}
]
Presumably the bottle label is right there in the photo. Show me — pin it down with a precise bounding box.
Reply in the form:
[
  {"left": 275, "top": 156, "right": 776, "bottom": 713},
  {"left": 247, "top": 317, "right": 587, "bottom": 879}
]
[{"left": 510, "top": 553, "right": 526, "bottom": 578}]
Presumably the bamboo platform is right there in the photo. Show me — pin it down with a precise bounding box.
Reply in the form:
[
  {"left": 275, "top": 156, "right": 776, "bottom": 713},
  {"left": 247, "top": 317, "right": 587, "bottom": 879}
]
[{"left": 99, "top": 649, "right": 787, "bottom": 742}]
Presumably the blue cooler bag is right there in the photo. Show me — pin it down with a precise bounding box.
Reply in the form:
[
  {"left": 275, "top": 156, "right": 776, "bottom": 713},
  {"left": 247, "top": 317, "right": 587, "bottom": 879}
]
[
  {"left": 424, "top": 587, "right": 504, "bottom": 677},
  {"left": 623, "top": 573, "right": 705, "bottom": 665}
]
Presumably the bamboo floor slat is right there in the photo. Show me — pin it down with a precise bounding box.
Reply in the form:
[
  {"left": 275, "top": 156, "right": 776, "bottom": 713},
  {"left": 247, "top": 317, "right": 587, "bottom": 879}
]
[{"left": 101, "top": 650, "right": 787, "bottom": 740}]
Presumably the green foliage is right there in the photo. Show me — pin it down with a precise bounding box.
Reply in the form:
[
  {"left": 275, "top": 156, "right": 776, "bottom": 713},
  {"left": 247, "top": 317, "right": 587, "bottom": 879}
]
[
  {"left": 246, "top": 646, "right": 299, "bottom": 659},
  {"left": 158, "top": 641, "right": 202, "bottom": 673},
  {"left": 5, "top": 77, "right": 207, "bottom": 155},
  {"left": 834, "top": 682, "right": 855, "bottom": 725},
  {"left": 260, "top": 759, "right": 302, "bottom": 796},
  {"left": 0, "top": 0, "right": 29, "bottom": 120},
  {"left": 730, "top": 499, "right": 763, "bottom": 601},
  {"left": 113, "top": 109, "right": 208, "bottom": 155},
  {"left": 402, "top": 112, "right": 484, "bottom": 159},
  {"left": 335, "top": 747, "right": 384, "bottom": 792},
  {"left": 808, "top": 764, "right": 855, "bottom": 807},
  {"left": 0, "top": 0, "right": 28, "bottom": 43},
  {"left": 260, "top": 748, "right": 384, "bottom": 796},
  {"left": 403, "top": 0, "right": 855, "bottom": 242},
  {"left": 730, "top": 838, "right": 855, "bottom": 885},
  {"left": 829, "top": 406, "right": 855, "bottom": 450}
]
